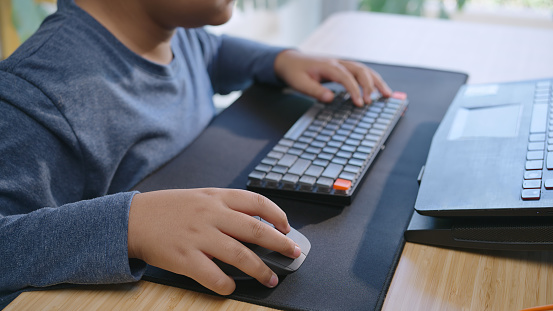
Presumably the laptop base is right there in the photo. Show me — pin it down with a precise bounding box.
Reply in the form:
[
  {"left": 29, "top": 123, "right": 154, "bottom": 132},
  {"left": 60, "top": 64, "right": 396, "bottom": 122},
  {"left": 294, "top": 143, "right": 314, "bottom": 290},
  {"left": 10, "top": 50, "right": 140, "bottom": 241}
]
[{"left": 405, "top": 211, "right": 553, "bottom": 251}]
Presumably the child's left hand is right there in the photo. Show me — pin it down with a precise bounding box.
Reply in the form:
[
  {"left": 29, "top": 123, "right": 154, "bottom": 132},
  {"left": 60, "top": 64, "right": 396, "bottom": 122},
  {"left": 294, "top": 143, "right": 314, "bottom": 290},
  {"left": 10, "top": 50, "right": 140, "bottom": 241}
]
[{"left": 274, "top": 50, "right": 392, "bottom": 107}]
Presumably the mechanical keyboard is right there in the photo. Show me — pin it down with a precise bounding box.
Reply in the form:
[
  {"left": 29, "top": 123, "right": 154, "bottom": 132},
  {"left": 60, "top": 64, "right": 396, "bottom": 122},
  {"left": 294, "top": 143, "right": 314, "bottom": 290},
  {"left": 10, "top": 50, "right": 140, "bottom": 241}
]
[{"left": 246, "top": 90, "right": 409, "bottom": 206}]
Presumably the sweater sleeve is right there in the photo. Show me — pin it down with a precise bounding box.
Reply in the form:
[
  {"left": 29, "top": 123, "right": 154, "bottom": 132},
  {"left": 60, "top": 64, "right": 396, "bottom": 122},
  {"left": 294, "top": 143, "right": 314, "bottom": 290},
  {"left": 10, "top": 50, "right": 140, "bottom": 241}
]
[
  {"left": 191, "top": 29, "right": 287, "bottom": 95},
  {"left": 0, "top": 93, "right": 146, "bottom": 307}
]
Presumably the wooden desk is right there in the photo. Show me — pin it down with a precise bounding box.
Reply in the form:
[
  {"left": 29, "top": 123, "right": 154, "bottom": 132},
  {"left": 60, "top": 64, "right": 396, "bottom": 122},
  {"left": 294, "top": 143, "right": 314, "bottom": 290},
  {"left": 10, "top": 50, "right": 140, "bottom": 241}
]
[{"left": 6, "top": 11, "right": 553, "bottom": 311}]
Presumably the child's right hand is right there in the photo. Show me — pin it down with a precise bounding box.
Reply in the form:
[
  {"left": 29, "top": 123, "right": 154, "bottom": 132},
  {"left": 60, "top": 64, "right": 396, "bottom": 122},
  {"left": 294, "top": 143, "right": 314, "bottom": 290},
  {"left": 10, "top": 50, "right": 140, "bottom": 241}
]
[{"left": 127, "top": 188, "right": 301, "bottom": 295}]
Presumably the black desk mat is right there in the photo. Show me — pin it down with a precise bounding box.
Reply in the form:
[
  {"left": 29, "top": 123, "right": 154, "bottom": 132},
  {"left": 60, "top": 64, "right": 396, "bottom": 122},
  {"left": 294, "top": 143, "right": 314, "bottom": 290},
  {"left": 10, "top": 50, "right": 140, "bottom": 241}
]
[{"left": 134, "top": 62, "right": 468, "bottom": 311}]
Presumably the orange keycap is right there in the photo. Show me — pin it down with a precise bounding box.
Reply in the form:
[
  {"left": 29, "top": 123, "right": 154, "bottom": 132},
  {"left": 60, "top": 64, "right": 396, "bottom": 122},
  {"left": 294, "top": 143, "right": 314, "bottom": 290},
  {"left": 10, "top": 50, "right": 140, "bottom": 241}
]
[
  {"left": 391, "top": 91, "right": 407, "bottom": 100},
  {"left": 333, "top": 178, "right": 352, "bottom": 191}
]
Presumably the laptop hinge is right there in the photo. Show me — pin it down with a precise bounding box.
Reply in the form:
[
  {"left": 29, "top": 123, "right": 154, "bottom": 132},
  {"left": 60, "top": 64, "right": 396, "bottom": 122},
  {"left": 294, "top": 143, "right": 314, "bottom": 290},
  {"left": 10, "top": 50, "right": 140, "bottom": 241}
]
[{"left": 417, "top": 165, "right": 425, "bottom": 185}]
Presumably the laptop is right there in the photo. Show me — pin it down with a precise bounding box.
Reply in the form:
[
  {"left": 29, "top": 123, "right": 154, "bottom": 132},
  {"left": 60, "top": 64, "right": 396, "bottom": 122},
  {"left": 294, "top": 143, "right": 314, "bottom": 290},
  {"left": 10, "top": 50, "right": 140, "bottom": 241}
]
[{"left": 414, "top": 77, "right": 552, "bottom": 217}]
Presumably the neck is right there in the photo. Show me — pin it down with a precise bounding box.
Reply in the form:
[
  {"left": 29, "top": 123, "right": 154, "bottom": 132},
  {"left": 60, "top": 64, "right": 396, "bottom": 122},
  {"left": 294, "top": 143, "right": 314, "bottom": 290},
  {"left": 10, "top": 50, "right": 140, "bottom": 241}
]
[{"left": 75, "top": 0, "right": 175, "bottom": 65}]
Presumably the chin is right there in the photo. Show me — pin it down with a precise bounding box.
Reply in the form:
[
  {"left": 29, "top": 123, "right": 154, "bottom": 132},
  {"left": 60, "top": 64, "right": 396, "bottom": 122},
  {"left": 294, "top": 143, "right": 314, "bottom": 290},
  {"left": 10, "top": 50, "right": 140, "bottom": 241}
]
[{"left": 210, "top": 7, "right": 234, "bottom": 26}]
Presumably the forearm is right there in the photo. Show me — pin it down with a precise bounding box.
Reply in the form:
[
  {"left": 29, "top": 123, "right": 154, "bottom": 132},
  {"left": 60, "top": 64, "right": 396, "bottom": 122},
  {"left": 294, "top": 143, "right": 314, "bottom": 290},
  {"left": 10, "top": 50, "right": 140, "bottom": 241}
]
[
  {"left": 0, "top": 192, "right": 146, "bottom": 294},
  {"left": 208, "top": 33, "right": 286, "bottom": 94}
]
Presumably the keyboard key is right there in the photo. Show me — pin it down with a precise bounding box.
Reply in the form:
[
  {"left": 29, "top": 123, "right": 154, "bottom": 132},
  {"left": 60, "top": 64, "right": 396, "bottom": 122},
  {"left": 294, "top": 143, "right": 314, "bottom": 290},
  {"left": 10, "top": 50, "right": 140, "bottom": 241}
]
[
  {"left": 292, "top": 142, "right": 309, "bottom": 150},
  {"left": 248, "top": 171, "right": 266, "bottom": 182},
  {"left": 349, "top": 158, "right": 364, "bottom": 166},
  {"left": 391, "top": 91, "right": 407, "bottom": 100},
  {"left": 315, "top": 135, "right": 332, "bottom": 142},
  {"left": 328, "top": 141, "right": 343, "bottom": 149},
  {"left": 272, "top": 165, "right": 288, "bottom": 174},
  {"left": 288, "top": 158, "right": 311, "bottom": 176},
  {"left": 526, "top": 160, "right": 543, "bottom": 170},
  {"left": 548, "top": 152, "right": 553, "bottom": 170},
  {"left": 318, "top": 153, "right": 334, "bottom": 161},
  {"left": 338, "top": 172, "right": 356, "bottom": 181},
  {"left": 545, "top": 179, "right": 553, "bottom": 190},
  {"left": 267, "top": 151, "right": 284, "bottom": 159},
  {"left": 282, "top": 174, "right": 300, "bottom": 188},
  {"left": 255, "top": 164, "right": 272, "bottom": 173},
  {"left": 306, "top": 147, "right": 322, "bottom": 154},
  {"left": 345, "top": 138, "right": 361, "bottom": 146},
  {"left": 298, "top": 136, "right": 313, "bottom": 144},
  {"left": 278, "top": 139, "right": 294, "bottom": 147},
  {"left": 361, "top": 140, "right": 377, "bottom": 148},
  {"left": 529, "top": 133, "right": 546, "bottom": 142},
  {"left": 316, "top": 177, "right": 334, "bottom": 192},
  {"left": 323, "top": 146, "right": 339, "bottom": 154},
  {"left": 365, "top": 134, "right": 380, "bottom": 142},
  {"left": 527, "top": 151, "right": 545, "bottom": 160},
  {"left": 524, "top": 170, "right": 542, "bottom": 179},
  {"left": 264, "top": 172, "right": 283, "bottom": 185},
  {"left": 300, "top": 152, "right": 317, "bottom": 161},
  {"left": 372, "top": 123, "right": 388, "bottom": 131},
  {"left": 284, "top": 105, "right": 322, "bottom": 140},
  {"left": 353, "top": 152, "right": 370, "bottom": 160},
  {"left": 530, "top": 104, "right": 548, "bottom": 133},
  {"left": 298, "top": 175, "right": 317, "bottom": 190},
  {"left": 305, "top": 165, "right": 324, "bottom": 178},
  {"left": 336, "top": 151, "right": 353, "bottom": 159},
  {"left": 353, "top": 127, "right": 369, "bottom": 135},
  {"left": 331, "top": 157, "right": 348, "bottom": 165},
  {"left": 288, "top": 148, "right": 303, "bottom": 156},
  {"left": 277, "top": 154, "right": 298, "bottom": 167},
  {"left": 321, "top": 163, "right": 344, "bottom": 179},
  {"left": 369, "top": 128, "right": 385, "bottom": 136},
  {"left": 357, "top": 146, "right": 373, "bottom": 154},
  {"left": 341, "top": 144, "right": 356, "bottom": 152},
  {"left": 261, "top": 157, "right": 278, "bottom": 166},
  {"left": 313, "top": 159, "right": 329, "bottom": 167},
  {"left": 523, "top": 179, "right": 541, "bottom": 189},
  {"left": 528, "top": 142, "right": 545, "bottom": 151},
  {"left": 333, "top": 179, "right": 352, "bottom": 191},
  {"left": 344, "top": 165, "right": 362, "bottom": 175},
  {"left": 521, "top": 189, "right": 540, "bottom": 200}
]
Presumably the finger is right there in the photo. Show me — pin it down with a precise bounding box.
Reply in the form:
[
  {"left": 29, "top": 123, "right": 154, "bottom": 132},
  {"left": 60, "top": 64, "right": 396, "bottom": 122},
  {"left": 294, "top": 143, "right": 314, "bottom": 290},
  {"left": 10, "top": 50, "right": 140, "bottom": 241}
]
[
  {"left": 207, "top": 234, "right": 279, "bottom": 289},
  {"left": 290, "top": 72, "right": 336, "bottom": 103},
  {"left": 369, "top": 68, "right": 392, "bottom": 98},
  {"left": 339, "top": 61, "right": 393, "bottom": 101},
  {"left": 218, "top": 212, "right": 300, "bottom": 259},
  {"left": 214, "top": 189, "right": 291, "bottom": 234},
  {"left": 339, "top": 61, "right": 376, "bottom": 104},
  {"left": 181, "top": 251, "right": 237, "bottom": 295},
  {"left": 317, "top": 62, "right": 364, "bottom": 107}
]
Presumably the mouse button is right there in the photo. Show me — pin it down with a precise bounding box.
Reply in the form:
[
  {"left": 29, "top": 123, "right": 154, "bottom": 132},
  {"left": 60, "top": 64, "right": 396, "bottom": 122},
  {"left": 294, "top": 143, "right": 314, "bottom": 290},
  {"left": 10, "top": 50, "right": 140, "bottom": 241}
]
[
  {"left": 286, "top": 253, "right": 306, "bottom": 271},
  {"left": 286, "top": 229, "right": 311, "bottom": 255},
  {"left": 261, "top": 252, "right": 298, "bottom": 272}
]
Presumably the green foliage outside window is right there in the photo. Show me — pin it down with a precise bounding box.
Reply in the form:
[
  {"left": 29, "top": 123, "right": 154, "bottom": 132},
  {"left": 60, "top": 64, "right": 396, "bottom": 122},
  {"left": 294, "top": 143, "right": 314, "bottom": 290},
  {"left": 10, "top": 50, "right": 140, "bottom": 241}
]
[
  {"left": 358, "top": 0, "right": 467, "bottom": 18},
  {"left": 359, "top": 0, "right": 553, "bottom": 18}
]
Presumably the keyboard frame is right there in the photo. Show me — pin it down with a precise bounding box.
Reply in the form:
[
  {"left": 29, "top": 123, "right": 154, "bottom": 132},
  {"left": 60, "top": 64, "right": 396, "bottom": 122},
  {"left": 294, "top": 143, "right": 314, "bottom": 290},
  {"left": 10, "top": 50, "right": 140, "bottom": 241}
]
[{"left": 247, "top": 96, "right": 409, "bottom": 206}]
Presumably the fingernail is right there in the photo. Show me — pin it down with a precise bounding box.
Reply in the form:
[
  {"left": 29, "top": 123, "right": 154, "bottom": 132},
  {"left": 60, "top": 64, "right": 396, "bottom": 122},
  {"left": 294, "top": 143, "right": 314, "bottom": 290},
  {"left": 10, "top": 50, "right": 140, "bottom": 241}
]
[
  {"left": 293, "top": 245, "right": 301, "bottom": 258},
  {"left": 267, "top": 274, "right": 279, "bottom": 288},
  {"left": 322, "top": 91, "right": 334, "bottom": 102}
]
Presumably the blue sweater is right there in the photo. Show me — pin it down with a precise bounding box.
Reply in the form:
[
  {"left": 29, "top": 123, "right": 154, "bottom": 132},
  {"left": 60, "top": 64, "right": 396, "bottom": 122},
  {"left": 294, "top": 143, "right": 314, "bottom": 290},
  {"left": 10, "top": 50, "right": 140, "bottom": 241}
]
[{"left": 0, "top": 0, "right": 283, "bottom": 307}]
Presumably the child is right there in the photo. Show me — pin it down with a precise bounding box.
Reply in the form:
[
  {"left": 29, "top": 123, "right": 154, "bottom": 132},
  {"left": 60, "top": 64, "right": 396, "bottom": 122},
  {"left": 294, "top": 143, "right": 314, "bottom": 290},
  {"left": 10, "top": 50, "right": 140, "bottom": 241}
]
[{"left": 0, "top": 0, "right": 391, "bottom": 306}]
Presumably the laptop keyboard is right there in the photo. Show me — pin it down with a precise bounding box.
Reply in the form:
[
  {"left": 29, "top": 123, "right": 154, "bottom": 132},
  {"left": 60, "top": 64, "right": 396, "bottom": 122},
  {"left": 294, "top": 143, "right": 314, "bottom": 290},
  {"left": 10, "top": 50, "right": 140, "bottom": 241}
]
[
  {"left": 246, "top": 90, "right": 408, "bottom": 206},
  {"left": 522, "top": 80, "right": 553, "bottom": 200}
]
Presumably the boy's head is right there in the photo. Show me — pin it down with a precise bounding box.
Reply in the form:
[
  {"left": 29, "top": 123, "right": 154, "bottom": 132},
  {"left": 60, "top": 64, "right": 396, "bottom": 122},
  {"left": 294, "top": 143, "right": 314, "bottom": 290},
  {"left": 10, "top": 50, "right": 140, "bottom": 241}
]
[{"left": 143, "top": 0, "right": 236, "bottom": 29}]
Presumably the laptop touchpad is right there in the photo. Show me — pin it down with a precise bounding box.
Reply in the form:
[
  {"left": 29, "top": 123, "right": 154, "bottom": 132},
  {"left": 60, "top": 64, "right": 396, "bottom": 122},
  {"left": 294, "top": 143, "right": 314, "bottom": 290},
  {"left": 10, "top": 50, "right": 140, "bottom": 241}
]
[{"left": 448, "top": 104, "right": 521, "bottom": 140}]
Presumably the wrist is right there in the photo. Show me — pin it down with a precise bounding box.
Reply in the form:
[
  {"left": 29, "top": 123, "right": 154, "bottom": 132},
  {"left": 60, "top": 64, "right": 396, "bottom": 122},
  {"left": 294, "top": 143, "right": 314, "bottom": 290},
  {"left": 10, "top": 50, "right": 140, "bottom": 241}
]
[{"left": 127, "top": 192, "right": 145, "bottom": 260}]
